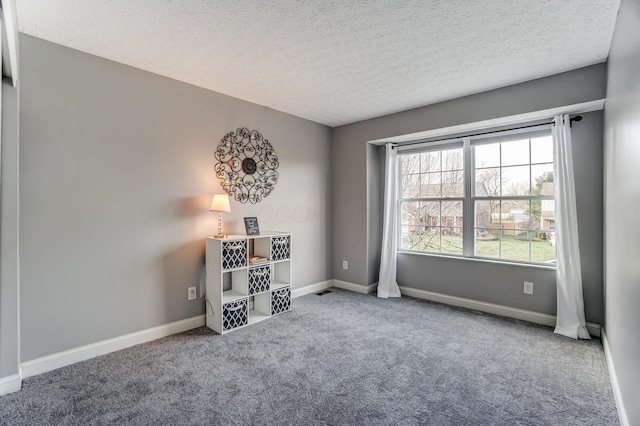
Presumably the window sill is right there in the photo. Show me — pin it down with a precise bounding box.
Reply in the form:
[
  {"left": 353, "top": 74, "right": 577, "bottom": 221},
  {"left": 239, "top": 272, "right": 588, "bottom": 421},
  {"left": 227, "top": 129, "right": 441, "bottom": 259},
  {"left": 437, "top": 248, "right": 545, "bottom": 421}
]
[{"left": 396, "top": 250, "right": 557, "bottom": 271}]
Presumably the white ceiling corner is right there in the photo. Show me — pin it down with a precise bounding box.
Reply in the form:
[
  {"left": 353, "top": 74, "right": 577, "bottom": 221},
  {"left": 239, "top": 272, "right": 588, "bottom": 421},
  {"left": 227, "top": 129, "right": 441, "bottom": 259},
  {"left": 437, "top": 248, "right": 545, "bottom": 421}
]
[{"left": 16, "top": 0, "right": 620, "bottom": 127}]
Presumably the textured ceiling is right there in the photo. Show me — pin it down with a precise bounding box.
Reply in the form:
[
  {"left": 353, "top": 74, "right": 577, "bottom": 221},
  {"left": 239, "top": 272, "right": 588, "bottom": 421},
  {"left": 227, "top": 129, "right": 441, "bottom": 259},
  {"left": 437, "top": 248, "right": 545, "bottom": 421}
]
[{"left": 16, "top": 0, "right": 620, "bottom": 127}]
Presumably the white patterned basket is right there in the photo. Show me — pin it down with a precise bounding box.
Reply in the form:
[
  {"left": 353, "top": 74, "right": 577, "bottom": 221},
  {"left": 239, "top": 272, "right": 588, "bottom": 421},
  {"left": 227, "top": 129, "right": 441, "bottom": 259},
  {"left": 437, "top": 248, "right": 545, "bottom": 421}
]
[
  {"left": 271, "top": 236, "right": 290, "bottom": 261},
  {"left": 222, "top": 299, "right": 248, "bottom": 331},
  {"left": 248, "top": 265, "right": 271, "bottom": 295},
  {"left": 271, "top": 287, "right": 291, "bottom": 315},
  {"left": 222, "top": 240, "right": 247, "bottom": 270}
]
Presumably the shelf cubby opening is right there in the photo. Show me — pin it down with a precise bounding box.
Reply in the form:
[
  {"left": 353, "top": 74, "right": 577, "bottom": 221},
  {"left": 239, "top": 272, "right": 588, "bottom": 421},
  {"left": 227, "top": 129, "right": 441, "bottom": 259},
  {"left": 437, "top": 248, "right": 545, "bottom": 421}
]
[
  {"left": 248, "top": 237, "right": 271, "bottom": 266},
  {"left": 248, "top": 293, "right": 271, "bottom": 325},
  {"left": 222, "top": 269, "right": 248, "bottom": 303},
  {"left": 273, "top": 260, "right": 291, "bottom": 287},
  {"left": 249, "top": 237, "right": 271, "bottom": 259}
]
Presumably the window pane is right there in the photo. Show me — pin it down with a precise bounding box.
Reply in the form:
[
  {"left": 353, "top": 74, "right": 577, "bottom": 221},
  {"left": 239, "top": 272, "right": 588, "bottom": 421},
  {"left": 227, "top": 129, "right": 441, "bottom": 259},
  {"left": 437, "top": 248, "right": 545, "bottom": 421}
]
[
  {"left": 420, "top": 201, "right": 441, "bottom": 230},
  {"left": 422, "top": 151, "right": 440, "bottom": 172},
  {"left": 501, "top": 206, "right": 517, "bottom": 242},
  {"left": 475, "top": 200, "right": 492, "bottom": 229},
  {"left": 401, "top": 173, "right": 421, "bottom": 198},
  {"left": 514, "top": 218, "right": 531, "bottom": 233},
  {"left": 421, "top": 172, "right": 441, "bottom": 197},
  {"left": 531, "top": 136, "right": 553, "bottom": 164},
  {"left": 442, "top": 201, "right": 463, "bottom": 230},
  {"left": 442, "top": 148, "right": 463, "bottom": 171},
  {"left": 402, "top": 202, "right": 420, "bottom": 226},
  {"left": 515, "top": 200, "right": 533, "bottom": 230},
  {"left": 401, "top": 226, "right": 420, "bottom": 251},
  {"left": 530, "top": 199, "right": 542, "bottom": 229},
  {"left": 501, "top": 230, "right": 530, "bottom": 262},
  {"left": 475, "top": 143, "right": 499, "bottom": 168},
  {"left": 502, "top": 139, "right": 529, "bottom": 166},
  {"left": 401, "top": 154, "right": 420, "bottom": 174},
  {"left": 475, "top": 168, "right": 500, "bottom": 196},
  {"left": 442, "top": 171, "right": 464, "bottom": 197},
  {"left": 442, "top": 228, "right": 463, "bottom": 255},
  {"left": 496, "top": 200, "right": 508, "bottom": 227},
  {"left": 532, "top": 164, "right": 554, "bottom": 194},
  {"left": 502, "top": 165, "right": 530, "bottom": 196},
  {"left": 421, "top": 231, "right": 441, "bottom": 253},
  {"left": 475, "top": 231, "right": 500, "bottom": 258},
  {"left": 539, "top": 199, "right": 555, "bottom": 231},
  {"left": 532, "top": 230, "right": 556, "bottom": 263}
]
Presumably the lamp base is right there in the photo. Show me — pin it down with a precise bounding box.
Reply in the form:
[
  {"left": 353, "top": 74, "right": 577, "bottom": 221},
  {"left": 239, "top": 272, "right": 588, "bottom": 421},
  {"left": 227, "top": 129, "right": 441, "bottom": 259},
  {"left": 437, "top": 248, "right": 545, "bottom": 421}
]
[{"left": 216, "top": 212, "right": 225, "bottom": 238}]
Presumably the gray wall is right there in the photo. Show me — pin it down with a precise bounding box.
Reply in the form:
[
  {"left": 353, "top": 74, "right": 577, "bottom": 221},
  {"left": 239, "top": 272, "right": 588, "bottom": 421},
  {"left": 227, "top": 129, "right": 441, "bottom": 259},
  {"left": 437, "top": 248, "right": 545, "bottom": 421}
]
[
  {"left": 19, "top": 34, "right": 332, "bottom": 361},
  {"left": 365, "top": 144, "right": 384, "bottom": 285},
  {"left": 571, "top": 111, "right": 604, "bottom": 324},
  {"left": 1, "top": 81, "right": 20, "bottom": 378},
  {"left": 332, "top": 64, "right": 606, "bottom": 323},
  {"left": 603, "top": 0, "right": 640, "bottom": 423}
]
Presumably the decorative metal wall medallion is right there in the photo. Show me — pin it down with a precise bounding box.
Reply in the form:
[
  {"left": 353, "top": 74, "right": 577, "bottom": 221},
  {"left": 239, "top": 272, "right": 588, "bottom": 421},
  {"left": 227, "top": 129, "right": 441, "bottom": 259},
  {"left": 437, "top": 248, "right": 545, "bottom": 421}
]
[{"left": 214, "top": 128, "right": 279, "bottom": 204}]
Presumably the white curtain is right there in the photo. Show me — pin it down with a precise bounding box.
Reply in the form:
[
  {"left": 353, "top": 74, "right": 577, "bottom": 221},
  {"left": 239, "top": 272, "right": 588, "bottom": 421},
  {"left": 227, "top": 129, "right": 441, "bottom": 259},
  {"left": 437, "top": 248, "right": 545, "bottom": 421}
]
[
  {"left": 552, "top": 115, "right": 590, "bottom": 339},
  {"left": 377, "top": 143, "right": 402, "bottom": 298}
]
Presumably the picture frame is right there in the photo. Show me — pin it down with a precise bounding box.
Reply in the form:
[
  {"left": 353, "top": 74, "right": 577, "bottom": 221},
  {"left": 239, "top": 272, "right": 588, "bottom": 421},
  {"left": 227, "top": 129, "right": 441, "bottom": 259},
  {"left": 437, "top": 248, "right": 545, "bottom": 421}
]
[{"left": 244, "top": 217, "right": 260, "bottom": 235}]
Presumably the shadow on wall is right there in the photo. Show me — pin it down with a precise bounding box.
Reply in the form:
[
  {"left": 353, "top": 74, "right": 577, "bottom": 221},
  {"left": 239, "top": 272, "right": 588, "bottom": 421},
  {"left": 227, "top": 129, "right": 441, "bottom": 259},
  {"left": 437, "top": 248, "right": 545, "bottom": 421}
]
[{"left": 173, "top": 195, "right": 211, "bottom": 217}]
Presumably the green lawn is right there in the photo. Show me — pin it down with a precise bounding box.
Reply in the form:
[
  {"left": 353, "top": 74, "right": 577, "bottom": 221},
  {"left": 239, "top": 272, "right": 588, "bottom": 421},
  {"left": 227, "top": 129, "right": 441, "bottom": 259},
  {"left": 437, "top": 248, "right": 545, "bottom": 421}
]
[{"left": 402, "top": 233, "right": 556, "bottom": 263}]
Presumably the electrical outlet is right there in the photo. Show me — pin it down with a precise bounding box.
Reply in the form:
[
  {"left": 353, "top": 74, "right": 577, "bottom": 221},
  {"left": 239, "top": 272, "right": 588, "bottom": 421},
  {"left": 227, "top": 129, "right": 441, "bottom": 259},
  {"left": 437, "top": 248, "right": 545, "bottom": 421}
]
[
  {"left": 523, "top": 281, "right": 534, "bottom": 295},
  {"left": 188, "top": 286, "right": 197, "bottom": 301},
  {"left": 343, "top": 260, "right": 348, "bottom": 270}
]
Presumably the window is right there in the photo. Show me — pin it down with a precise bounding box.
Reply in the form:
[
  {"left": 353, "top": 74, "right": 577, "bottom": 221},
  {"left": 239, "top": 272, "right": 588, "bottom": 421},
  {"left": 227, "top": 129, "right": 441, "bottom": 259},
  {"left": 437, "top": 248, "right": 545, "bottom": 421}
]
[
  {"left": 399, "top": 128, "right": 556, "bottom": 265},
  {"left": 400, "top": 144, "right": 464, "bottom": 255}
]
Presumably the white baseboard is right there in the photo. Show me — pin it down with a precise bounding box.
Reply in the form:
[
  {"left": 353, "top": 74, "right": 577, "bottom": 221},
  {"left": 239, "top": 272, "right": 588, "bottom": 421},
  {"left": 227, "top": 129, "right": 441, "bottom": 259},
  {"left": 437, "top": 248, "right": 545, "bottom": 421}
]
[
  {"left": 292, "top": 280, "right": 333, "bottom": 298},
  {"left": 21, "top": 315, "right": 205, "bottom": 379},
  {"left": 332, "top": 280, "right": 377, "bottom": 294},
  {"left": 398, "top": 286, "right": 601, "bottom": 337},
  {"left": 602, "top": 329, "right": 630, "bottom": 426},
  {"left": 17, "top": 279, "right": 357, "bottom": 381},
  {"left": 0, "top": 373, "right": 22, "bottom": 396}
]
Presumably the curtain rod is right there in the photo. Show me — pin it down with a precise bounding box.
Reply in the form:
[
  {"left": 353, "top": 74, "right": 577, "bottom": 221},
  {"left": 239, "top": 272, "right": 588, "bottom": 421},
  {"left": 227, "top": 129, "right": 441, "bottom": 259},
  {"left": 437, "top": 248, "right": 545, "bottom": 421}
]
[{"left": 392, "top": 115, "right": 583, "bottom": 149}]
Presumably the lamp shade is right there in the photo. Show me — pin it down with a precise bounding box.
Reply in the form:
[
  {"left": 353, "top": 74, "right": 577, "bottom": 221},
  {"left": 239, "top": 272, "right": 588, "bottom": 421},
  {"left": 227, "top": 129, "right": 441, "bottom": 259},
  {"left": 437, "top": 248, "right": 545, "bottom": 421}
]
[{"left": 210, "top": 194, "right": 231, "bottom": 212}]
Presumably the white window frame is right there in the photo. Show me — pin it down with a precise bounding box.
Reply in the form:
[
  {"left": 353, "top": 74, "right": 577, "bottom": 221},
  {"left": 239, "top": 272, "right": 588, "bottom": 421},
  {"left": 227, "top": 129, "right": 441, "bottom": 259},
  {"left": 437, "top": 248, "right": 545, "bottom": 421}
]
[
  {"left": 397, "top": 125, "right": 555, "bottom": 266},
  {"left": 397, "top": 140, "right": 465, "bottom": 255}
]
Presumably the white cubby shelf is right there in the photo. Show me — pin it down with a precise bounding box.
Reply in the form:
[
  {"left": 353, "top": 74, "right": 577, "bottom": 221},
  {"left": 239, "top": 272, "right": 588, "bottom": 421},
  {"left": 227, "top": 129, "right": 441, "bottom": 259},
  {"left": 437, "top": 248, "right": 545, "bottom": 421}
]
[{"left": 206, "top": 231, "right": 292, "bottom": 334}]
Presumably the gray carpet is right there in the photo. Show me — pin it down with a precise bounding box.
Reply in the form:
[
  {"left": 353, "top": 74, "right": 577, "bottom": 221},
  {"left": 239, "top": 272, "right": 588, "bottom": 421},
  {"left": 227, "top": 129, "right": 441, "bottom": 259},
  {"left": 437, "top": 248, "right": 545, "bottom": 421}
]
[{"left": 0, "top": 289, "right": 618, "bottom": 425}]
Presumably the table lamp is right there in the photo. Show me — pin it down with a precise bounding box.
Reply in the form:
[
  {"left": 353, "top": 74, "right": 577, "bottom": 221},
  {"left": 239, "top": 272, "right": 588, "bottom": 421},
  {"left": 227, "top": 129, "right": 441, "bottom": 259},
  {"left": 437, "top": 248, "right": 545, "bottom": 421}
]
[{"left": 210, "top": 194, "right": 231, "bottom": 238}]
